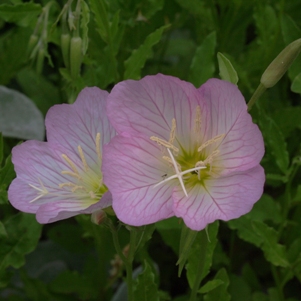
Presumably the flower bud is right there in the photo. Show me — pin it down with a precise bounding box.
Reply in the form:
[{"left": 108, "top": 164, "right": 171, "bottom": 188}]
[
  {"left": 27, "top": 34, "right": 39, "bottom": 57},
  {"left": 91, "top": 209, "right": 107, "bottom": 225},
  {"left": 70, "top": 36, "right": 83, "bottom": 79},
  {"left": 61, "top": 33, "right": 71, "bottom": 69},
  {"left": 261, "top": 38, "right": 301, "bottom": 88}
]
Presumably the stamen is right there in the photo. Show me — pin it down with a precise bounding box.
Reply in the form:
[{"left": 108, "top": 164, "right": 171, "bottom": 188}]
[
  {"left": 59, "top": 182, "right": 76, "bottom": 188},
  {"left": 194, "top": 106, "right": 201, "bottom": 135},
  {"left": 71, "top": 185, "right": 86, "bottom": 192},
  {"left": 28, "top": 178, "right": 49, "bottom": 203},
  {"left": 95, "top": 133, "right": 102, "bottom": 162},
  {"left": 62, "top": 154, "right": 79, "bottom": 174},
  {"left": 89, "top": 191, "right": 97, "bottom": 199},
  {"left": 197, "top": 134, "right": 225, "bottom": 153},
  {"left": 150, "top": 136, "right": 179, "bottom": 153},
  {"left": 61, "top": 170, "right": 81, "bottom": 180},
  {"left": 78, "top": 145, "right": 88, "bottom": 171},
  {"left": 169, "top": 118, "right": 176, "bottom": 144}
]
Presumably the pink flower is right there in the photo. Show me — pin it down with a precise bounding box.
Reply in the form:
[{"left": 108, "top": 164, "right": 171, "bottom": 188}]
[
  {"left": 8, "top": 87, "right": 115, "bottom": 223},
  {"left": 103, "top": 74, "right": 265, "bottom": 231}
]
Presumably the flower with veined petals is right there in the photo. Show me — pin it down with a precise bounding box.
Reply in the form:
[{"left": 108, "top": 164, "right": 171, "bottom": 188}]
[
  {"left": 8, "top": 87, "right": 115, "bottom": 223},
  {"left": 103, "top": 74, "right": 265, "bottom": 231}
]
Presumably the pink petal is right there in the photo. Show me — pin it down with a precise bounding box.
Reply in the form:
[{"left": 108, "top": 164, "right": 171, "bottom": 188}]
[
  {"left": 46, "top": 87, "right": 115, "bottom": 170},
  {"left": 172, "top": 165, "right": 265, "bottom": 231},
  {"left": 36, "top": 191, "right": 112, "bottom": 223},
  {"left": 102, "top": 134, "right": 174, "bottom": 225},
  {"left": 106, "top": 74, "right": 202, "bottom": 150},
  {"left": 198, "top": 79, "right": 264, "bottom": 174}
]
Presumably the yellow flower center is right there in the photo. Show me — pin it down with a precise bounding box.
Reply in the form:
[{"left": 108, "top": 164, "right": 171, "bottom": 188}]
[{"left": 150, "top": 106, "right": 225, "bottom": 196}]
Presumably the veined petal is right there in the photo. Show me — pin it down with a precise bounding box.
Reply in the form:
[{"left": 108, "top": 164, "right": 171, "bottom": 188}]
[
  {"left": 102, "top": 134, "right": 174, "bottom": 225},
  {"left": 36, "top": 191, "right": 112, "bottom": 223},
  {"left": 8, "top": 141, "right": 92, "bottom": 212},
  {"left": 172, "top": 165, "right": 265, "bottom": 231},
  {"left": 46, "top": 87, "right": 115, "bottom": 170},
  {"left": 106, "top": 74, "right": 202, "bottom": 150},
  {"left": 198, "top": 79, "right": 264, "bottom": 174}
]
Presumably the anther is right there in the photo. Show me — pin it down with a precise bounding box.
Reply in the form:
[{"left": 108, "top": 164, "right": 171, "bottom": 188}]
[
  {"left": 169, "top": 118, "right": 177, "bottom": 144},
  {"left": 61, "top": 170, "right": 82, "bottom": 180},
  {"left": 78, "top": 145, "right": 89, "bottom": 171},
  {"left": 62, "top": 154, "right": 79, "bottom": 174},
  {"left": 197, "top": 134, "right": 225, "bottom": 153},
  {"left": 150, "top": 136, "right": 179, "bottom": 153}
]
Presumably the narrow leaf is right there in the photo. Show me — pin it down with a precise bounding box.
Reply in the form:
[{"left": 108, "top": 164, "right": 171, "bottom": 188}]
[
  {"left": 217, "top": 52, "right": 238, "bottom": 84},
  {"left": 252, "top": 221, "right": 289, "bottom": 267},
  {"left": 199, "top": 279, "right": 224, "bottom": 294},
  {"left": 189, "top": 31, "right": 216, "bottom": 87},
  {"left": 204, "top": 268, "right": 230, "bottom": 301},
  {"left": 133, "top": 261, "right": 159, "bottom": 301},
  {"left": 0, "top": 213, "right": 42, "bottom": 270},
  {"left": 0, "top": 3, "right": 41, "bottom": 27},
  {"left": 124, "top": 25, "right": 169, "bottom": 80}
]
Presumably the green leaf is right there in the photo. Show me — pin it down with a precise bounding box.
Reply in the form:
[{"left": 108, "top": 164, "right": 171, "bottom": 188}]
[
  {"left": 0, "top": 3, "right": 41, "bottom": 27},
  {"left": 228, "top": 216, "right": 263, "bottom": 247},
  {"left": 252, "top": 221, "right": 289, "bottom": 267},
  {"left": 124, "top": 25, "right": 169, "bottom": 80},
  {"left": 186, "top": 221, "right": 219, "bottom": 289},
  {"left": 203, "top": 268, "right": 230, "bottom": 301},
  {"left": 133, "top": 261, "right": 159, "bottom": 301},
  {"left": 0, "top": 213, "right": 42, "bottom": 270},
  {"left": 271, "top": 106, "right": 301, "bottom": 137},
  {"left": 217, "top": 52, "right": 238, "bottom": 84},
  {"left": 0, "top": 86, "right": 45, "bottom": 140},
  {"left": 257, "top": 104, "right": 289, "bottom": 174},
  {"left": 246, "top": 194, "right": 282, "bottom": 224},
  {"left": 198, "top": 279, "right": 224, "bottom": 294},
  {"left": 291, "top": 72, "right": 301, "bottom": 94},
  {"left": 89, "top": 0, "right": 110, "bottom": 43},
  {"left": 189, "top": 31, "right": 216, "bottom": 87}
]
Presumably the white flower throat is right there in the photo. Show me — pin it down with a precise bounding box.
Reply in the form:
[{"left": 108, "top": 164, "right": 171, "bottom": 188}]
[
  {"left": 150, "top": 105, "right": 225, "bottom": 196},
  {"left": 28, "top": 133, "right": 106, "bottom": 203}
]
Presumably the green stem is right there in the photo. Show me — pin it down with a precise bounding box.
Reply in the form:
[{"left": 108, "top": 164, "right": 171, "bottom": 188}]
[
  {"left": 189, "top": 231, "right": 208, "bottom": 301},
  {"left": 247, "top": 83, "right": 266, "bottom": 111},
  {"left": 108, "top": 221, "right": 137, "bottom": 301}
]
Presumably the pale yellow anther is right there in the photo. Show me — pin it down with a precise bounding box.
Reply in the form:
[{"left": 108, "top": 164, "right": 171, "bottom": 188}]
[
  {"left": 61, "top": 170, "right": 81, "bottom": 180},
  {"left": 150, "top": 136, "right": 179, "bottom": 154},
  {"left": 58, "top": 182, "right": 76, "bottom": 189},
  {"left": 77, "top": 145, "right": 88, "bottom": 171},
  {"left": 62, "top": 154, "right": 79, "bottom": 174},
  {"left": 169, "top": 118, "right": 177, "bottom": 144},
  {"left": 194, "top": 106, "right": 201, "bottom": 135},
  {"left": 197, "top": 134, "right": 225, "bottom": 153},
  {"left": 95, "top": 133, "right": 102, "bottom": 162},
  {"left": 71, "top": 185, "right": 85, "bottom": 192}
]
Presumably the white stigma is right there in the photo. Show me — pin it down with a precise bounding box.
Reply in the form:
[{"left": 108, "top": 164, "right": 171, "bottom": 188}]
[{"left": 154, "top": 148, "right": 206, "bottom": 197}]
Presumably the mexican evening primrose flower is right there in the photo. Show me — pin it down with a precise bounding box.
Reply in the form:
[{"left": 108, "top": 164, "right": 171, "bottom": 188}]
[
  {"left": 103, "top": 74, "right": 265, "bottom": 231},
  {"left": 8, "top": 87, "right": 115, "bottom": 223}
]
